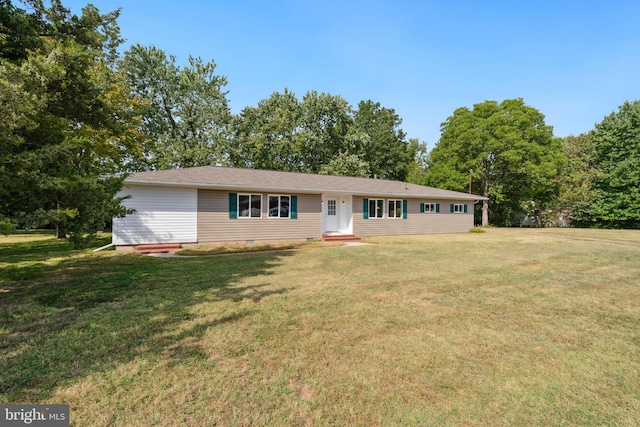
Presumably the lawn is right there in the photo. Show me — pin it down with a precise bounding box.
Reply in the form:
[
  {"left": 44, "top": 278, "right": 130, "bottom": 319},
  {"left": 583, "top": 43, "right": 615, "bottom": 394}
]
[{"left": 1, "top": 229, "right": 639, "bottom": 426}]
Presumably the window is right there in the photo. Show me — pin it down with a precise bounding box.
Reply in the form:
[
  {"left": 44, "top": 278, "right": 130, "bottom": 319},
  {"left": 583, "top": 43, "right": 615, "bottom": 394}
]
[
  {"left": 369, "top": 199, "right": 384, "bottom": 218},
  {"left": 268, "top": 195, "right": 290, "bottom": 218},
  {"left": 327, "top": 199, "right": 336, "bottom": 216},
  {"left": 388, "top": 200, "right": 403, "bottom": 218},
  {"left": 239, "top": 194, "right": 262, "bottom": 218},
  {"left": 451, "top": 203, "right": 467, "bottom": 214},
  {"left": 421, "top": 203, "right": 440, "bottom": 213}
]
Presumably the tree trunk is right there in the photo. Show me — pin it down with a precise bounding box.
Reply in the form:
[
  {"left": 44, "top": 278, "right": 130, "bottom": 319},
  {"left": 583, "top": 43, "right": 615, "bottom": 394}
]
[{"left": 482, "top": 179, "right": 489, "bottom": 226}]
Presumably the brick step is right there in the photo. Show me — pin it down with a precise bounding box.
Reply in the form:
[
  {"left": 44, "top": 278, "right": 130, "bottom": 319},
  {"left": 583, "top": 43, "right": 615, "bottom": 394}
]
[{"left": 321, "top": 234, "right": 361, "bottom": 242}]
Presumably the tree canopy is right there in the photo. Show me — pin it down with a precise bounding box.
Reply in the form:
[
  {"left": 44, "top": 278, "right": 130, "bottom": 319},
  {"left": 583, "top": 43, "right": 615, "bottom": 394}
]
[
  {"left": 229, "top": 91, "right": 415, "bottom": 179},
  {"left": 119, "top": 44, "right": 232, "bottom": 170},
  {"left": 425, "top": 99, "right": 564, "bottom": 226},
  {"left": 572, "top": 101, "right": 640, "bottom": 228},
  {"left": 0, "top": 0, "right": 138, "bottom": 246}
]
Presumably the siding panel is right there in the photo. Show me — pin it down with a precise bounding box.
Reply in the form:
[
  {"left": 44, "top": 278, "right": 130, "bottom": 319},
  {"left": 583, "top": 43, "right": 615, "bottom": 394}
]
[
  {"left": 353, "top": 197, "right": 474, "bottom": 236},
  {"left": 113, "top": 185, "right": 197, "bottom": 245},
  {"left": 198, "top": 190, "right": 322, "bottom": 242}
]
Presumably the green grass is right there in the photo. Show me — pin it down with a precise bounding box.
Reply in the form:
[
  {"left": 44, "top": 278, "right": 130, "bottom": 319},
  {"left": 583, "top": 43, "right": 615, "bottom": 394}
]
[{"left": 1, "top": 229, "right": 639, "bottom": 426}]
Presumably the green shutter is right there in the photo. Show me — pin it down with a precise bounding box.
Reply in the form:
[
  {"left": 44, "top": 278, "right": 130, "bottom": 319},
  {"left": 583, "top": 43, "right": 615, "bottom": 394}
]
[
  {"left": 402, "top": 200, "right": 408, "bottom": 219},
  {"left": 464, "top": 204, "right": 468, "bottom": 214},
  {"left": 229, "top": 193, "right": 237, "bottom": 219},
  {"left": 291, "top": 195, "right": 298, "bottom": 219},
  {"left": 450, "top": 204, "right": 454, "bottom": 213},
  {"left": 363, "top": 198, "right": 369, "bottom": 219},
  {"left": 436, "top": 203, "right": 440, "bottom": 213},
  {"left": 420, "top": 203, "right": 425, "bottom": 213}
]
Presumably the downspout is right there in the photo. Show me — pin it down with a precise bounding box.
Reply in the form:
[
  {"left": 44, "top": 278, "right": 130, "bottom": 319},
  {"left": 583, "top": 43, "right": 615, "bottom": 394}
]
[{"left": 93, "top": 242, "right": 115, "bottom": 252}]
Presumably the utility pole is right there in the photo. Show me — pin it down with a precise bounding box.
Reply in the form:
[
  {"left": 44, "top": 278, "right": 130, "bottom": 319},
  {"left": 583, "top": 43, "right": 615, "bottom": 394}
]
[{"left": 468, "top": 169, "right": 473, "bottom": 194}]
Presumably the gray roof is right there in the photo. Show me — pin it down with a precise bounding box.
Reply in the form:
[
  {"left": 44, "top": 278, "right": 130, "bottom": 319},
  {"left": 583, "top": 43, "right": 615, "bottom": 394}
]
[{"left": 124, "top": 166, "right": 487, "bottom": 201}]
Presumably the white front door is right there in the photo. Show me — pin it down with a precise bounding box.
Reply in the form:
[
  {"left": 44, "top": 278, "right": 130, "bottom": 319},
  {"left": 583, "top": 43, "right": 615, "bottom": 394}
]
[
  {"left": 325, "top": 199, "right": 340, "bottom": 232},
  {"left": 323, "top": 195, "right": 353, "bottom": 234}
]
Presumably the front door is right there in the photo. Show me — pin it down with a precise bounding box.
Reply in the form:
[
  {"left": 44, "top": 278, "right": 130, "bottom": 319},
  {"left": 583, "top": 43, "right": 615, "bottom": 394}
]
[
  {"left": 325, "top": 199, "right": 340, "bottom": 232},
  {"left": 323, "top": 195, "right": 353, "bottom": 234}
]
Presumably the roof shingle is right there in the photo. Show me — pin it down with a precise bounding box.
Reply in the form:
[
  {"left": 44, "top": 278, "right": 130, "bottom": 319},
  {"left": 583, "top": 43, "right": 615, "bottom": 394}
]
[{"left": 124, "top": 166, "right": 486, "bottom": 200}]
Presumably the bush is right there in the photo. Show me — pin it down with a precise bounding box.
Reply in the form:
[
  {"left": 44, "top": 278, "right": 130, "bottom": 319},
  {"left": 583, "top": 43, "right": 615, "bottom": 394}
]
[
  {"left": 1, "top": 219, "right": 17, "bottom": 236},
  {"left": 469, "top": 227, "right": 486, "bottom": 233}
]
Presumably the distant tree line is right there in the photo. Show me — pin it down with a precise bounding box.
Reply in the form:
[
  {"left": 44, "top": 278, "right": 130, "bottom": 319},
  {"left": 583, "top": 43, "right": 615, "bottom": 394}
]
[{"left": 1, "top": 0, "right": 639, "bottom": 247}]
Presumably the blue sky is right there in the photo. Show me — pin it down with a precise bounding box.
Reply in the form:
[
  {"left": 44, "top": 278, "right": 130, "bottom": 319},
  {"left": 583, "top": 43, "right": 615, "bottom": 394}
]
[{"left": 64, "top": 0, "right": 640, "bottom": 149}]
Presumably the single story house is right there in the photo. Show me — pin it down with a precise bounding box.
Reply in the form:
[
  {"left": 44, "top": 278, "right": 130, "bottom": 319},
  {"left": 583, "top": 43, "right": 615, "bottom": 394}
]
[{"left": 112, "top": 166, "right": 487, "bottom": 247}]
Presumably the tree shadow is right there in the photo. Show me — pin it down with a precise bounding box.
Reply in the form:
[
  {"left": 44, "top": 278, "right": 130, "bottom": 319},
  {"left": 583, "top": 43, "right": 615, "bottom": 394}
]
[{"left": 0, "top": 247, "right": 296, "bottom": 402}]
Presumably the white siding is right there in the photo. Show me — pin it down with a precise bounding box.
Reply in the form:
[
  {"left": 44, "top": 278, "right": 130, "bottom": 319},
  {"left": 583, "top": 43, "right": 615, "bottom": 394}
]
[{"left": 113, "top": 185, "right": 197, "bottom": 245}]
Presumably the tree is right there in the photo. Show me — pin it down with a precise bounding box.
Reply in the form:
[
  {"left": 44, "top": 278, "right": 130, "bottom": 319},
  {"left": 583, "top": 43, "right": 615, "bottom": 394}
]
[
  {"left": 425, "top": 99, "right": 563, "bottom": 226},
  {"left": 550, "top": 133, "right": 600, "bottom": 225},
  {"left": 230, "top": 88, "right": 305, "bottom": 171},
  {"left": 319, "top": 152, "right": 370, "bottom": 177},
  {"left": 405, "top": 138, "right": 429, "bottom": 185},
  {"left": 230, "top": 89, "right": 355, "bottom": 173},
  {"left": 353, "top": 100, "right": 414, "bottom": 181},
  {"left": 120, "top": 44, "right": 232, "bottom": 170},
  {"left": 0, "top": 0, "right": 141, "bottom": 246},
  {"left": 575, "top": 101, "right": 640, "bottom": 228}
]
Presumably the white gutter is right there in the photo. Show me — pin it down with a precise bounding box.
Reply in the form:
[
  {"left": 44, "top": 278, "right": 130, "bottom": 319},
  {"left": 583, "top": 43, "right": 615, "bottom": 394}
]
[{"left": 123, "top": 179, "right": 488, "bottom": 201}]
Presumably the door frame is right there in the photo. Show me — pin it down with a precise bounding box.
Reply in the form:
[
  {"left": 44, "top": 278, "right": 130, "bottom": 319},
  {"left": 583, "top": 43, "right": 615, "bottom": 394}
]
[{"left": 322, "top": 194, "right": 353, "bottom": 235}]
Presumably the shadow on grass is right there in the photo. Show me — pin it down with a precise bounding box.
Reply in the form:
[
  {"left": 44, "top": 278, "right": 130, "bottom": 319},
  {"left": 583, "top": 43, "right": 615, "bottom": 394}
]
[{"left": 0, "top": 241, "right": 295, "bottom": 402}]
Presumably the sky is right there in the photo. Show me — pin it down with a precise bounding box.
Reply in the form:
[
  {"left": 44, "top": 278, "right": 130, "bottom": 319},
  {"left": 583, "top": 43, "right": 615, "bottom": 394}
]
[{"left": 62, "top": 0, "right": 640, "bottom": 149}]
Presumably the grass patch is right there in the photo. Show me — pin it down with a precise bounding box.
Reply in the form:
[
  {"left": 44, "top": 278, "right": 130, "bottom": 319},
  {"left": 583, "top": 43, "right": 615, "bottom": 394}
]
[
  {"left": 1, "top": 228, "right": 639, "bottom": 425},
  {"left": 177, "top": 239, "right": 339, "bottom": 256}
]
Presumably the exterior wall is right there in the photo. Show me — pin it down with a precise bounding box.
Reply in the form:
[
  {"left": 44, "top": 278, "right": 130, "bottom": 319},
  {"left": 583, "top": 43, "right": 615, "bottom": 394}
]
[
  {"left": 353, "top": 197, "right": 474, "bottom": 237},
  {"left": 197, "top": 190, "right": 322, "bottom": 242},
  {"left": 113, "top": 185, "right": 198, "bottom": 245}
]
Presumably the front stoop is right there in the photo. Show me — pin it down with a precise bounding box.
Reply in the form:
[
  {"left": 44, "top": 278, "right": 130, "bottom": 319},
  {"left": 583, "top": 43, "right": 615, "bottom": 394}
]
[
  {"left": 321, "top": 234, "right": 361, "bottom": 242},
  {"left": 135, "top": 243, "right": 182, "bottom": 254}
]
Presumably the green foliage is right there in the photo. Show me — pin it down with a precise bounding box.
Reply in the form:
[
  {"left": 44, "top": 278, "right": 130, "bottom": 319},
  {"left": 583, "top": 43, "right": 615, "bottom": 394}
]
[
  {"left": 0, "top": 0, "right": 140, "bottom": 248},
  {"left": 319, "top": 152, "right": 370, "bottom": 177},
  {"left": 405, "top": 138, "right": 429, "bottom": 185},
  {"left": 468, "top": 227, "right": 486, "bottom": 233},
  {"left": 230, "top": 92, "right": 413, "bottom": 179},
  {"left": 574, "top": 101, "right": 640, "bottom": 228},
  {"left": 558, "top": 134, "right": 599, "bottom": 206},
  {"left": 426, "top": 98, "right": 564, "bottom": 226},
  {"left": 120, "top": 44, "right": 232, "bottom": 170},
  {"left": 0, "top": 218, "right": 16, "bottom": 236},
  {"left": 230, "top": 89, "right": 354, "bottom": 173},
  {"left": 353, "top": 100, "right": 414, "bottom": 181}
]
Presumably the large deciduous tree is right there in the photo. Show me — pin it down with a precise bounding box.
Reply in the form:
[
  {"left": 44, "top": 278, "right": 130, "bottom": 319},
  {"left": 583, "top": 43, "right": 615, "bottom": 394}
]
[
  {"left": 425, "top": 99, "right": 563, "bottom": 226},
  {"left": 551, "top": 133, "right": 600, "bottom": 224},
  {"left": 574, "top": 101, "right": 640, "bottom": 228},
  {"left": 0, "top": 0, "right": 140, "bottom": 246},
  {"left": 120, "top": 44, "right": 232, "bottom": 170},
  {"left": 230, "top": 89, "right": 356, "bottom": 173},
  {"left": 230, "top": 92, "right": 414, "bottom": 180},
  {"left": 353, "top": 100, "right": 414, "bottom": 181}
]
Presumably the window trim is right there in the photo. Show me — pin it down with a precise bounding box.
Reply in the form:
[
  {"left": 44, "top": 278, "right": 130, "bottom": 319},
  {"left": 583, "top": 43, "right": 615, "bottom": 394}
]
[
  {"left": 238, "top": 193, "right": 262, "bottom": 218},
  {"left": 451, "top": 203, "right": 467, "bottom": 214},
  {"left": 388, "top": 199, "right": 403, "bottom": 219},
  {"left": 421, "top": 202, "right": 440, "bottom": 213},
  {"left": 368, "top": 198, "right": 385, "bottom": 219},
  {"left": 268, "top": 194, "right": 291, "bottom": 219}
]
